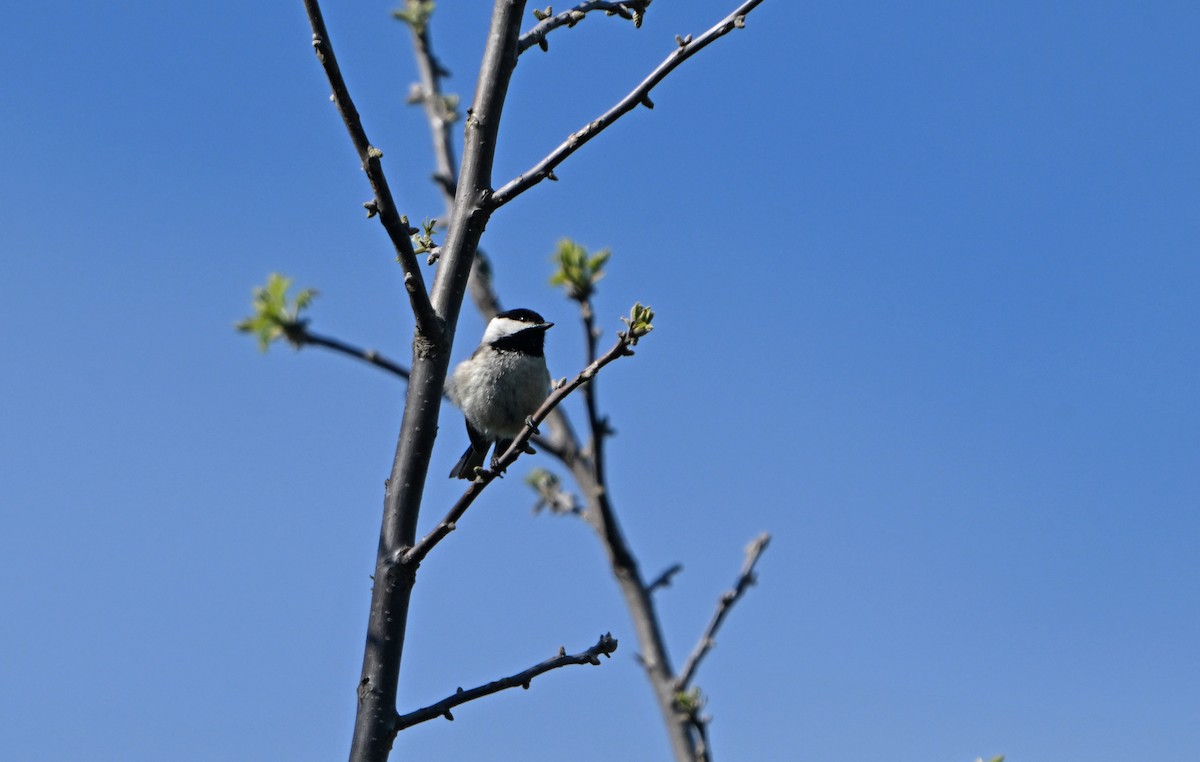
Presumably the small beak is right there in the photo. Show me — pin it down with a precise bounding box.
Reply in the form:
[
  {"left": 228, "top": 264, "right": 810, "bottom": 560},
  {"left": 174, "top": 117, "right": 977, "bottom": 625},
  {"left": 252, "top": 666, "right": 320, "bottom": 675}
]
[{"left": 540, "top": 322, "right": 554, "bottom": 330}]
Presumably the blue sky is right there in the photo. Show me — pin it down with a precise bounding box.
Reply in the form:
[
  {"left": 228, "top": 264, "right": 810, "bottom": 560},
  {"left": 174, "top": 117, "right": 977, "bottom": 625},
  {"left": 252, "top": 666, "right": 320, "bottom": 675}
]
[{"left": 2, "top": 2, "right": 1197, "bottom": 760}]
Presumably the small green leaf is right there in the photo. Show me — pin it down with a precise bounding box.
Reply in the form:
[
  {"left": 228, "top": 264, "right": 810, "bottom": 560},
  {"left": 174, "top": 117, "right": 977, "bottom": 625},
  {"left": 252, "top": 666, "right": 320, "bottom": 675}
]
[
  {"left": 295, "top": 288, "right": 318, "bottom": 312},
  {"left": 673, "top": 687, "right": 705, "bottom": 713},
  {"left": 411, "top": 216, "right": 439, "bottom": 255},
  {"left": 621, "top": 302, "right": 654, "bottom": 344},
  {"left": 236, "top": 273, "right": 319, "bottom": 353},
  {"left": 549, "top": 239, "right": 610, "bottom": 302},
  {"left": 392, "top": 0, "right": 436, "bottom": 34}
]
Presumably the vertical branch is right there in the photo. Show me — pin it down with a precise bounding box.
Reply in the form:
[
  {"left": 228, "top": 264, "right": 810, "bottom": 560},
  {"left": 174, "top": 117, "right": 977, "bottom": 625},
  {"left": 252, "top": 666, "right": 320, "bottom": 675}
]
[
  {"left": 406, "top": 22, "right": 459, "bottom": 213},
  {"left": 578, "top": 299, "right": 608, "bottom": 479},
  {"left": 347, "top": 3, "right": 528, "bottom": 762}
]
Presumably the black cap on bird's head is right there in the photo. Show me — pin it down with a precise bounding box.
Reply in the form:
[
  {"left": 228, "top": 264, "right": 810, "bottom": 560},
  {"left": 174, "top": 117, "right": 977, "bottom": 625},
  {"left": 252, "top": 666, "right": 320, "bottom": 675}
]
[
  {"left": 482, "top": 308, "right": 554, "bottom": 354},
  {"left": 497, "top": 308, "right": 549, "bottom": 324}
]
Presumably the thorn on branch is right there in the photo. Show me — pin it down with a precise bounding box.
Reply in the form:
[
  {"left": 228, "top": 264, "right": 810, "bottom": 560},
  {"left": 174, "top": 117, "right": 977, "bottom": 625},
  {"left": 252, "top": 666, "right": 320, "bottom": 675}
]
[{"left": 640, "top": 94, "right": 655, "bottom": 109}]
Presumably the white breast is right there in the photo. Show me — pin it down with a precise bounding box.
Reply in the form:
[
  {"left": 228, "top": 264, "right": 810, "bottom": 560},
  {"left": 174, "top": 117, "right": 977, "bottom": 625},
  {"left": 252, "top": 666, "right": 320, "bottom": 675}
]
[{"left": 450, "top": 350, "right": 550, "bottom": 440}]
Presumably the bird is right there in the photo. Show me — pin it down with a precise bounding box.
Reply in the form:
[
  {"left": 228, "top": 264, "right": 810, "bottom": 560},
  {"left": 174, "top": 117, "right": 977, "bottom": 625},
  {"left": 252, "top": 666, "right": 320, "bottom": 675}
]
[{"left": 446, "top": 308, "right": 553, "bottom": 479}]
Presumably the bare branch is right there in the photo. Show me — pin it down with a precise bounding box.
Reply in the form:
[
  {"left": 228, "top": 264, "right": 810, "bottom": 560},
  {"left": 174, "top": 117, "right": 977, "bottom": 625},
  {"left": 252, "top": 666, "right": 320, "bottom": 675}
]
[
  {"left": 302, "top": 0, "right": 441, "bottom": 339},
  {"left": 576, "top": 298, "right": 611, "bottom": 477},
  {"left": 676, "top": 532, "right": 771, "bottom": 691},
  {"left": 518, "top": 1, "right": 651, "bottom": 54},
  {"left": 645, "top": 563, "right": 684, "bottom": 595},
  {"left": 296, "top": 327, "right": 411, "bottom": 381},
  {"left": 491, "top": 0, "right": 766, "bottom": 208},
  {"left": 566, "top": 453, "right": 694, "bottom": 758},
  {"left": 467, "top": 249, "right": 505, "bottom": 321},
  {"left": 394, "top": 633, "right": 618, "bottom": 731},
  {"left": 404, "top": 329, "right": 642, "bottom": 567},
  {"left": 693, "top": 715, "right": 713, "bottom": 762},
  {"left": 405, "top": 19, "right": 459, "bottom": 214}
]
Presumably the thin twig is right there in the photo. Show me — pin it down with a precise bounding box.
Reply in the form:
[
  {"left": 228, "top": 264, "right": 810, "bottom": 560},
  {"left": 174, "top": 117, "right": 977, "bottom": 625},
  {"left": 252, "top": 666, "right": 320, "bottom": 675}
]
[
  {"left": 578, "top": 298, "right": 610, "bottom": 478},
  {"left": 518, "top": 1, "right": 651, "bottom": 53},
  {"left": 693, "top": 716, "right": 712, "bottom": 762},
  {"left": 297, "top": 328, "right": 411, "bottom": 380},
  {"left": 645, "top": 563, "right": 684, "bottom": 595},
  {"left": 675, "top": 532, "right": 771, "bottom": 691},
  {"left": 393, "top": 633, "right": 618, "bottom": 731},
  {"left": 403, "top": 331, "right": 639, "bottom": 567},
  {"left": 407, "top": 20, "right": 459, "bottom": 214},
  {"left": 302, "top": 0, "right": 440, "bottom": 339},
  {"left": 491, "top": 0, "right": 766, "bottom": 209}
]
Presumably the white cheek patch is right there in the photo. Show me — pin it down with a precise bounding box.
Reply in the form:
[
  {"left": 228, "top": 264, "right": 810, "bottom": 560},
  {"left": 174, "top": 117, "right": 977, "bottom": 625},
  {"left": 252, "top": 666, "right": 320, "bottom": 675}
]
[{"left": 482, "top": 316, "right": 528, "bottom": 344}]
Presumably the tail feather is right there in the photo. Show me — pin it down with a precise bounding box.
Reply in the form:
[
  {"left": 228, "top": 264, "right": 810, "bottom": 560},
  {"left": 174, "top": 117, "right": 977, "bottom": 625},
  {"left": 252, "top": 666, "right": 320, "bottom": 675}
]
[{"left": 449, "top": 444, "right": 487, "bottom": 480}]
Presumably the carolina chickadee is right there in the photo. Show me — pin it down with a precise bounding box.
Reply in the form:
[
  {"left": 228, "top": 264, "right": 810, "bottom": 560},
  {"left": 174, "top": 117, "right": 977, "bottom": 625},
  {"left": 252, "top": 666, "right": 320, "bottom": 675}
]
[{"left": 447, "top": 308, "right": 553, "bottom": 479}]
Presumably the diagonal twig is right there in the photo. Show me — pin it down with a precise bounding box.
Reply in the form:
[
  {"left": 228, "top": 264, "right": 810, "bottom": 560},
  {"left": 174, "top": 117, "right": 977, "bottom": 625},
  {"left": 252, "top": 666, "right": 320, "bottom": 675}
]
[
  {"left": 675, "top": 532, "right": 771, "bottom": 691},
  {"left": 645, "top": 563, "right": 684, "bottom": 595},
  {"left": 491, "top": 0, "right": 766, "bottom": 209},
  {"left": 518, "top": 1, "right": 651, "bottom": 54},
  {"left": 295, "top": 327, "right": 411, "bottom": 380},
  {"left": 302, "top": 0, "right": 440, "bottom": 339},
  {"left": 403, "top": 330, "right": 641, "bottom": 568},
  {"left": 393, "top": 633, "right": 618, "bottom": 731}
]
